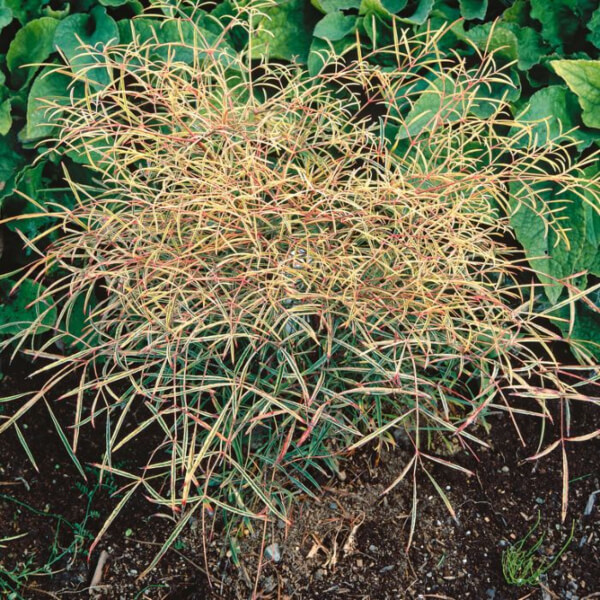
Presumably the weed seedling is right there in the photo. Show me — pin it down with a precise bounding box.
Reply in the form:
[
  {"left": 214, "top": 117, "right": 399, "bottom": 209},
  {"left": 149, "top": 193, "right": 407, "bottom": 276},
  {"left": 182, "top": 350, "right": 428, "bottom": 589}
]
[{"left": 502, "top": 513, "right": 575, "bottom": 586}]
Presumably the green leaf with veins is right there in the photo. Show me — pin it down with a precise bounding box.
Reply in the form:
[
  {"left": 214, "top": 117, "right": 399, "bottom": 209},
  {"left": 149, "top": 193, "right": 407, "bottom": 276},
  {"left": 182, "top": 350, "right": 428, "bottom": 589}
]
[
  {"left": 3, "top": 0, "right": 45, "bottom": 25},
  {"left": 395, "top": 68, "right": 519, "bottom": 140},
  {"left": 359, "top": 0, "right": 406, "bottom": 16},
  {"left": 551, "top": 60, "right": 600, "bottom": 129},
  {"left": 0, "top": 99, "right": 10, "bottom": 136},
  {"left": 588, "top": 7, "right": 600, "bottom": 50},
  {"left": 0, "top": 132, "right": 25, "bottom": 203},
  {"left": 465, "top": 22, "right": 547, "bottom": 71},
  {"left": 530, "top": 0, "right": 579, "bottom": 51},
  {"left": 53, "top": 5, "right": 119, "bottom": 88},
  {"left": 7, "top": 17, "right": 59, "bottom": 88},
  {"left": 459, "top": 0, "right": 487, "bottom": 20},
  {"left": 510, "top": 178, "right": 600, "bottom": 304},
  {"left": 0, "top": 278, "right": 57, "bottom": 336},
  {"left": 308, "top": 35, "right": 355, "bottom": 76},
  {"left": 251, "top": 0, "right": 316, "bottom": 62},
  {"left": 0, "top": 1, "right": 12, "bottom": 34},
  {"left": 314, "top": 11, "right": 356, "bottom": 41},
  {"left": 21, "top": 65, "right": 78, "bottom": 142},
  {"left": 116, "top": 18, "right": 235, "bottom": 68},
  {"left": 396, "top": 0, "right": 434, "bottom": 25},
  {"left": 312, "top": 0, "right": 361, "bottom": 12},
  {"left": 513, "top": 85, "right": 596, "bottom": 148}
]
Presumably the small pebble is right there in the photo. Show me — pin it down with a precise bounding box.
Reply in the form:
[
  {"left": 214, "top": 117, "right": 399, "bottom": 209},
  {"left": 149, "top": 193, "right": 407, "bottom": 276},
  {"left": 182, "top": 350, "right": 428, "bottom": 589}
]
[
  {"left": 265, "top": 543, "right": 281, "bottom": 563},
  {"left": 262, "top": 576, "right": 276, "bottom": 593},
  {"left": 368, "top": 544, "right": 378, "bottom": 553},
  {"left": 486, "top": 588, "right": 496, "bottom": 600},
  {"left": 536, "top": 497, "right": 545, "bottom": 505},
  {"left": 501, "top": 466, "right": 509, "bottom": 473}
]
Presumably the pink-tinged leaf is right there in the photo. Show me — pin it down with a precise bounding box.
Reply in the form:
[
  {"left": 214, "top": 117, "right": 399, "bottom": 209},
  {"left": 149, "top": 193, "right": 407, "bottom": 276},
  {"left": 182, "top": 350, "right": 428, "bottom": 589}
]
[
  {"left": 421, "top": 452, "right": 474, "bottom": 476},
  {"left": 526, "top": 439, "right": 561, "bottom": 461},
  {"left": 424, "top": 467, "right": 457, "bottom": 521},
  {"left": 565, "top": 429, "right": 600, "bottom": 443},
  {"left": 382, "top": 455, "right": 417, "bottom": 495},
  {"left": 562, "top": 445, "right": 569, "bottom": 523}
]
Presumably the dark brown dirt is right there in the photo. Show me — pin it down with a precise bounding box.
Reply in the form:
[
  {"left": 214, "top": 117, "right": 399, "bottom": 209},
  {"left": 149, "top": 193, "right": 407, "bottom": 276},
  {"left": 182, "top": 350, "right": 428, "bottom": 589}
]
[{"left": 0, "top": 355, "right": 599, "bottom": 600}]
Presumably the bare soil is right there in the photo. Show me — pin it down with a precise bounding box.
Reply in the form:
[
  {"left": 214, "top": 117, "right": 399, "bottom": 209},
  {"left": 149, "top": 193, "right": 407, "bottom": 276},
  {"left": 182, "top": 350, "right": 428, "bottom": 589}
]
[{"left": 0, "top": 355, "right": 599, "bottom": 600}]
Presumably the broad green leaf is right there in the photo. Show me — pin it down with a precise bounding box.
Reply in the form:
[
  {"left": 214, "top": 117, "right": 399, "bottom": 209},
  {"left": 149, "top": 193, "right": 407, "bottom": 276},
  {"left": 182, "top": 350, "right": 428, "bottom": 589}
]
[
  {"left": 0, "top": 132, "right": 25, "bottom": 202},
  {"left": 3, "top": 161, "right": 55, "bottom": 248},
  {"left": 0, "top": 99, "right": 10, "bottom": 136},
  {"left": 199, "top": 1, "right": 248, "bottom": 51},
  {"left": 466, "top": 22, "right": 547, "bottom": 71},
  {"left": 42, "top": 2, "right": 70, "bottom": 19},
  {"left": 501, "top": 0, "right": 528, "bottom": 24},
  {"left": 396, "top": 0, "right": 434, "bottom": 25},
  {"left": 459, "top": 0, "right": 487, "bottom": 20},
  {"left": 547, "top": 287, "right": 600, "bottom": 361},
  {"left": 510, "top": 179, "right": 600, "bottom": 304},
  {"left": 117, "top": 18, "right": 235, "bottom": 67},
  {"left": 6, "top": 17, "right": 59, "bottom": 89},
  {"left": 251, "top": 0, "right": 316, "bottom": 62},
  {"left": 551, "top": 60, "right": 600, "bottom": 129},
  {"left": 530, "top": 0, "right": 579, "bottom": 51},
  {"left": 0, "top": 278, "right": 57, "bottom": 335},
  {"left": 513, "top": 85, "right": 595, "bottom": 148},
  {"left": 314, "top": 11, "right": 356, "bottom": 41},
  {"left": 307, "top": 35, "right": 355, "bottom": 76},
  {"left": 3, "top": 0, "right": 44, "bottom": 25},
  {"left": 359, "top": 0, "right": 406, "bottom": 16},
  {"left": 312, "top": 0, "right": 361, "bottom": 12},
  {"left": 470, "top": 66, "right": 520, "bottom": 118},
  {"left": 60, "top": 291, "right": 98, "bottom": 349},
  {"left": 588, "top": 6, "right": 600, "bottom": 50},
  {"left": 0, "top": 1, "right": 11, "bottom": 34},
  {"left": 21, "top": 65, "right": 75, "bottom": 142},
  {"left": 395, "top": 68, "right": 518, "bottom": 139},
  {"left": 53, "top": 5, "right": 119, "bottom": 88}
]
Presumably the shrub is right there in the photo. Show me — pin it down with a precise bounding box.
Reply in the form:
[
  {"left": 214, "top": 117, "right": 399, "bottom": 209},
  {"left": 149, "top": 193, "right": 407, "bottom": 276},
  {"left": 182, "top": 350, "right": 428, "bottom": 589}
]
[{"left": 1, "top": 1, "right": 599, "bottom": 568}]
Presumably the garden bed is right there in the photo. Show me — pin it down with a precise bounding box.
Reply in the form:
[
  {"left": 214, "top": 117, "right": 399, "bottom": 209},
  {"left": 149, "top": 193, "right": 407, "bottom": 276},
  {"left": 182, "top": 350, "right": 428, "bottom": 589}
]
[{"left": 1, "top": 356, "right": 598, "bottom": 599}]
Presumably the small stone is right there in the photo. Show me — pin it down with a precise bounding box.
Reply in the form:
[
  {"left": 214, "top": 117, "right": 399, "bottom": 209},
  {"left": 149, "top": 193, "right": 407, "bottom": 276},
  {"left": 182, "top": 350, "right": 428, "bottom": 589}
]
[
  {"left": 486, "top": 588, "right": 496, "bottom": 600},
  {"left": 535, "top": 497, "right": 545, "bottom": 505},
  {"left": 368, "top": 544, "right": 378, "bottom": 553},
  {"left": 265, "top": 543, "right": 281, "bottom": 563},
  {"left": 501, "top": 466, "right": 509, "bottom": 473},
  {"left": 262, "top": 576, "right": 276, "bottom": 593}
]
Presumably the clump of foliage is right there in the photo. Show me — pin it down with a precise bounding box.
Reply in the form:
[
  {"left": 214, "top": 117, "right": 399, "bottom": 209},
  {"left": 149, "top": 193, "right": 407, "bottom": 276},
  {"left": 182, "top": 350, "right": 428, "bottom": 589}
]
[
  {"left": 502, "top": 513, "right": 575, "bottom": 586},
  {"left": 1, "top": 0, "right": 599, "bottom": 570},
  {"left": 3, "top": 2, "right": 600, "bottom": 349}
]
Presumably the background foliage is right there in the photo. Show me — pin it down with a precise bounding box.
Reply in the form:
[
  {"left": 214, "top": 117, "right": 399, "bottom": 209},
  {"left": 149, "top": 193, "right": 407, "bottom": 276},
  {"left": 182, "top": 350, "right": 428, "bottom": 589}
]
[{"left": 2, "top": 0, "right": 600, "bottom": 352}]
